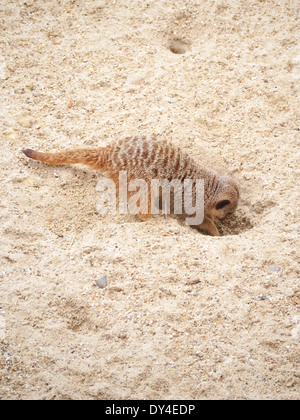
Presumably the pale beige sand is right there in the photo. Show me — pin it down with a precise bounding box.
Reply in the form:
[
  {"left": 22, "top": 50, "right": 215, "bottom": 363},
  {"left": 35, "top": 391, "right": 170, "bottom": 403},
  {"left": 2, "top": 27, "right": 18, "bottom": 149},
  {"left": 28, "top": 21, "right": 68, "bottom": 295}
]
[{"left": 0, "top": 0, "right": 299, "bottom": 400}]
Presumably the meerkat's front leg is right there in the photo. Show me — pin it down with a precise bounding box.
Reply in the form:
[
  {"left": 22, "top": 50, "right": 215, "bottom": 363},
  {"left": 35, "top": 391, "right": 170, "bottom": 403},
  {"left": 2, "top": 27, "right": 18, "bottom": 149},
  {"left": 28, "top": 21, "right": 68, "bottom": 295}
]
[{"left": 198, "top": 216, "right": 220, "bottom": 236}]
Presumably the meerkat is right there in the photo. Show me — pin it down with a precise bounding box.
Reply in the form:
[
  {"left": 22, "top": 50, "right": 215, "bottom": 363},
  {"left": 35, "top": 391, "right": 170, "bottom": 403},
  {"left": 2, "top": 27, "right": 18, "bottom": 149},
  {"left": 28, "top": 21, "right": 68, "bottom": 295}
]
[{"left": 22, "top": 135, "right": 239, "bottom": 236}]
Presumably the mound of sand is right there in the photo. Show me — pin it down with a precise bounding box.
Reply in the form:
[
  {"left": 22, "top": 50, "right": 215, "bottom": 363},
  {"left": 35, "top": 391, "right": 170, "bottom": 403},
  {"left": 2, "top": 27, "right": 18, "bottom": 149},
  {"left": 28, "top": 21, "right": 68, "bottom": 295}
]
[{"left": 0, "top": 0, "right": 299, "bottom": 399}]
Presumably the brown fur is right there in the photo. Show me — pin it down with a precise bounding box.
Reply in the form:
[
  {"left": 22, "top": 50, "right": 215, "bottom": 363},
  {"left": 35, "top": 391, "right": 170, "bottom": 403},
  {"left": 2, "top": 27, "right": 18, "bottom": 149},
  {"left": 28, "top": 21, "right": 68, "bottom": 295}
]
[{"left": 23, "top": 135, "right": 239, "bottom": 235}]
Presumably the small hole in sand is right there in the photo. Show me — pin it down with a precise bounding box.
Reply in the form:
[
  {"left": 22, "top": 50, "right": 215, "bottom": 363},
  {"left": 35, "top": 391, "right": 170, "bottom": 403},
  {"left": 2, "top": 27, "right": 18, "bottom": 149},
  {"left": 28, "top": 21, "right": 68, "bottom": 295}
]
[
  {"left": 217, "top": 212, "right": 254, "bottom": 236},
  {"left": 217, "top": 199, "right": 277, "bottom": 236},
  {"left": 169, "top": 39, "right": 189, "bottom": 55}
]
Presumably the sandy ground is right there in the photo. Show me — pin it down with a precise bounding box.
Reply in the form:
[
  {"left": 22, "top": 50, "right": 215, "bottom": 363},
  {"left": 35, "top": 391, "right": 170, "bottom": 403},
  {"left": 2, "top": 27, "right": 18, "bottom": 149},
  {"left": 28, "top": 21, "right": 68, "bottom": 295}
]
[{"left": 0, "top": 0, "right": 300, "bottom": 400}]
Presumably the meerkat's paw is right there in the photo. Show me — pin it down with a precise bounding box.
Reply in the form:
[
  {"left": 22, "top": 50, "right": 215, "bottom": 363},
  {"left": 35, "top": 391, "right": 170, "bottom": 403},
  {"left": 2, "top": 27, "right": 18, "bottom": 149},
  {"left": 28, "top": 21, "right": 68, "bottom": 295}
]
[
  {"left": 137, "top": 212, "right": 151, "bottom": 222},
  {"left": 198, "top": 216, "right": 220, "bottom": 237}
]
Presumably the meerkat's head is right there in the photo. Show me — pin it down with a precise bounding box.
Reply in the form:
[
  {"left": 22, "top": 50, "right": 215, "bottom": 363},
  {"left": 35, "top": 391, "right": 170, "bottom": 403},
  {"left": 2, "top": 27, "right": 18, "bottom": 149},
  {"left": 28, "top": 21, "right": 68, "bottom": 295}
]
[{"left": 206, "top": 175, "right": 240, "bottom": 221}]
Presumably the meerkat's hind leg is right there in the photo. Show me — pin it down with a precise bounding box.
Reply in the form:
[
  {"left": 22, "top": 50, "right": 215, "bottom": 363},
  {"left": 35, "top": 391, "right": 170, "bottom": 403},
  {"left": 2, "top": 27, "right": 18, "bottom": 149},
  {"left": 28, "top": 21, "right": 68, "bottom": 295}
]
[
  {"left": 137, "top": 190, "right": 152, "bottom": 222},
  {"left": 127, "top": 178, "right": 152, "bottom": 222},
  {"left": 198, "top": 216, "right": 220, "bottom": 237}
]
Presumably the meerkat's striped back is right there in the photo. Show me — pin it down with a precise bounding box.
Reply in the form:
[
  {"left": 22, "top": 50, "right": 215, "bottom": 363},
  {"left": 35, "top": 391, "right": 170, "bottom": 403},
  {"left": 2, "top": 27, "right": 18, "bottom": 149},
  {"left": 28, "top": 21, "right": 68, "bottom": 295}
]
[{"left": 104, "top": 135, "right": 200, "bottom": 180}]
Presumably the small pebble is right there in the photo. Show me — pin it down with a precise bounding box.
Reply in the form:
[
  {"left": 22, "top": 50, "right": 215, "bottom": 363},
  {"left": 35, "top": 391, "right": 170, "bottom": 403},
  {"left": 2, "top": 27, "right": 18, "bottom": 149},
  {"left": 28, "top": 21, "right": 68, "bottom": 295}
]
[
  {"left": 4, "top": 128, "right": 18, "bottom": 141},
  {"left": 269, "top": 266, "right": 281, "bottom": 273},
  {"left": 67, "top": 97, "right": 73, "bottom": 108},
  {"left": 186, "top": 278, "right": 200, "bottom": 285},
  {"left": 27, "top": 82, "right": 35, "bottom": 90},
  {"left": 96, "top": 275, "right": 108, "bottom": 289},
  {"left": 17, "top": 116, "right": 34, "bottom": 128}
]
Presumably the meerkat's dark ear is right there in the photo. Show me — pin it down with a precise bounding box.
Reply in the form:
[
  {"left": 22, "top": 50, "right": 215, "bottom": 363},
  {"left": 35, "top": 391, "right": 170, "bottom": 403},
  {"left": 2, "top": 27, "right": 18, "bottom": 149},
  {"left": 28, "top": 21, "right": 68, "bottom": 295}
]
[{"left": 216, "top": 200, "right": 231, "bottom": 210}]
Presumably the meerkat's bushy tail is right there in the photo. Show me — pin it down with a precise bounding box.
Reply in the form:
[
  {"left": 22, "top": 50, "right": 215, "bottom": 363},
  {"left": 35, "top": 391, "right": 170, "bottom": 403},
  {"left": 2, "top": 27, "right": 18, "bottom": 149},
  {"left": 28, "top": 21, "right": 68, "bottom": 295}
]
[{"left": 22, "top": 148, "right": 105, "bottom": 169}]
